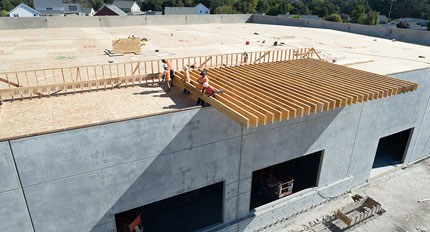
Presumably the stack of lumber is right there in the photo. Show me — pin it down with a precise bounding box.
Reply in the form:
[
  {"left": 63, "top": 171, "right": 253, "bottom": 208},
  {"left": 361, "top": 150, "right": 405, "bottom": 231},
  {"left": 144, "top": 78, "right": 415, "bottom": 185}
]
[{"left": 112, "top": 37, "right": 141, "bottom": 54}]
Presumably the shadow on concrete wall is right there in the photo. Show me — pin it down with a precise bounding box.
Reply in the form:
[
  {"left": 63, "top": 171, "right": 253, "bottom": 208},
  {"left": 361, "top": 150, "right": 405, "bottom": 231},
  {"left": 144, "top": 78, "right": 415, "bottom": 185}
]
[{"left": 85, "top": 106, "right": 343, "bottom": 232}]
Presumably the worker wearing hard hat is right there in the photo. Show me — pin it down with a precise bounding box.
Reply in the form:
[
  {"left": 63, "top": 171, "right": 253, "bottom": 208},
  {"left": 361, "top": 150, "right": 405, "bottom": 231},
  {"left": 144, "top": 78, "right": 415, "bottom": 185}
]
[
  {"left": 162, "top": 64, "right": 171, "bottom": 91},
  {"left": 182, "top": 65, "right": 190, "bottom": 95},
  {"left": 196, "top": 70, "right": 208, "bottom": 105},
  {"left": 162, "top": 59, "right": 175, "bottom": 87},
  {"left": 202, "top": 82, "right": 223, "bottom": 97}
]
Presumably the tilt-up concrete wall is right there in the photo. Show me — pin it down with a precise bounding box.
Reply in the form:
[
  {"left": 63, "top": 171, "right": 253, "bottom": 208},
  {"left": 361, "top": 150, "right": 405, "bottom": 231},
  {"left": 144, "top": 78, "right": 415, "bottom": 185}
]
[
  {"left": 0, "top": 14, "right": 252, "bottom": 30},
  {"left": 0, "top": 68, "right": 429, "bottom": 232},
  {"left": 251, "top": 15, "right": 430, "bottom": 46}
]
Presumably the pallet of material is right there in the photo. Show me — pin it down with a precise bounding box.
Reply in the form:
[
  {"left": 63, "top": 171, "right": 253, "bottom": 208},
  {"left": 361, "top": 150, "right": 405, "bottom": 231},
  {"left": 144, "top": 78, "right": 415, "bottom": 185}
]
[
  {"left": 336, "top": 194, "right": 382, "bottom": 226},
  {"left": 112, "top": 37, "right": 141, "bottom": 55}
]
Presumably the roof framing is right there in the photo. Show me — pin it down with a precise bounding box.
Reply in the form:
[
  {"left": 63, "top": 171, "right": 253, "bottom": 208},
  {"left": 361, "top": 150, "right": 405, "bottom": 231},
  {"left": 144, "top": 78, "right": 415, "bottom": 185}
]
[{"left": 176, "top": 58, "right": 418, "bottom": 129}]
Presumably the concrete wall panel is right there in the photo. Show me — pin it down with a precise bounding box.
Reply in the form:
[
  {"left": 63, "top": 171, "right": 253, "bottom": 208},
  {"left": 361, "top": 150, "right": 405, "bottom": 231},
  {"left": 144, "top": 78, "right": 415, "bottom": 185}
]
[
  {"left": 0, "top": 141, "right": 20, "bottom": 192},
  {"left": 99, "top": 16, "right": 146, "bottom": 27},
  {"left": 0, "top": 189, "right": 34, "bottom": 232},
  {"left": 146, "top": 15, "right": 187, "bottom": 25},
  {"left": 221, "top": 14, "right": 252, "bottom": 23},
  {"left": 46, "top": 16, "right": 100, "bottom": 28},
  {"left": 23, "top": 137, "right": 241, "bottom": 232},
  {"left": 186, "top": 15, "right": 222, "bottom": 24},
  {"left": 11, "top": 107, "right": 240, "bottom": 187},
  {"left": 0, "top": 17, "right": 46, "bottom": 30}
]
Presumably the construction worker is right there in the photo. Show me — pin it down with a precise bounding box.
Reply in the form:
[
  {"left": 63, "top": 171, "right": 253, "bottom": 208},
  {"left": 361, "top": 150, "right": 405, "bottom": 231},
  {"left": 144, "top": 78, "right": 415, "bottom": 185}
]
[
  {"left": 196, "top": 70, "right": 209, "bottom": 105},
  {"left": 243, "top": 52, "right": 249, "bottom": 63},
  {"left": 182, "top": 65, "right": 191, "bottom": 95},
  {"left": 162, "top": 59, "right": 175, "bottom": 87},
  {"left": 162, "top": 64, "right": 171, "bottom": 91},
  {"left": 202, "top": 82, "right": 223, "bottom": 97}
]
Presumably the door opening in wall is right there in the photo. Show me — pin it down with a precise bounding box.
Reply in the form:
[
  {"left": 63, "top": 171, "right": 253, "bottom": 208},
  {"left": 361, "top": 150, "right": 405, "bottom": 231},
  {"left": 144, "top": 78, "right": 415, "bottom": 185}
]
[
  {"left": 249, "top": 151, "right": 323, "bottom": 210},
  {"left": 114, "top": 182, "right": 223, "bottom": 232},
  {"left": 370, "top": 128, "right": 413, "bottom": 177}
]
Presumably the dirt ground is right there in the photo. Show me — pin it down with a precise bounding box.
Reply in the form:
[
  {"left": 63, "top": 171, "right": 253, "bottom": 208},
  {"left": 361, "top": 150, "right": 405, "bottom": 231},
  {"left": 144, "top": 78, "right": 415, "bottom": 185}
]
[{"left": 268, "top": 157, "right": 430, "bottom": 232}]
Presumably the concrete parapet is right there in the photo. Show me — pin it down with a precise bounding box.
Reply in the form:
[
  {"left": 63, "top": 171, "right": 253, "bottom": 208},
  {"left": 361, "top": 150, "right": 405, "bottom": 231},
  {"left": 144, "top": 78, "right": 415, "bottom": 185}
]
[
  {"left": 0, "top": 17, "right": 47, "bottom": 30},
  {"left": 99, "top": 16, "right": 146, "bottom": 27},
  {"left": 186, "top": 15, "right": 222, "bottom": 24},
  {"left": 46, "top": 16, "right": 101, "bottom": 28},
  {"left": 251, "top": 15, "right": 430, "bottom": 46}
]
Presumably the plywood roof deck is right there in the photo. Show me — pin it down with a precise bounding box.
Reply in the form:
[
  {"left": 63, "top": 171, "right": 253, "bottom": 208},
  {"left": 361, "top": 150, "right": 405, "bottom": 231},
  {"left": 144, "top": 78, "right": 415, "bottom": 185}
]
[{"left": 176, "top": 58, "right": 418, "bottom": 129}]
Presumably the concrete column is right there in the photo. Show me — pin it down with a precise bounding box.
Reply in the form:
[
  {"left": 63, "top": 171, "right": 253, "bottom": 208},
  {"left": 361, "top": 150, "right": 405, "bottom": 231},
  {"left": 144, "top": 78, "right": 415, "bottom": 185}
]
[
  {"left": 223, "top": 182, "right": 239, "bottom": 222},
  {"left": 236, "top": 177, "right": 252, "bottom": 218}
]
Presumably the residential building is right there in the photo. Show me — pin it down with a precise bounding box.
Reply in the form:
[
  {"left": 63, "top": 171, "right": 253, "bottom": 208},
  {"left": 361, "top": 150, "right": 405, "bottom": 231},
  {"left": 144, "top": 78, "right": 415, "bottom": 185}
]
[
  {"left": 81, "top": 7, "right": 95, "bottom": 16},
  {"left": 398, "top": 17, "right": 427, "bottom": 30},
  {"left": 94, "top": 5, "right": 127, "bottom": 16},
  {"left": 112, "top": 1, "right": 140, "bottom": 13},
  {"left": 7, "top": 3, "right": 40, "bottom": 17},
  {"left": 164, "top": 3, "right": 210, "bottom": 15},
  {"left": 144, "top": 10, "right": 162, "bottom": 15},
  {"left": 63, "top": 3, "right": 81, "bottom": 16},
  {"left": 33, "top": 0, "right": 64, "bottom": 16}
]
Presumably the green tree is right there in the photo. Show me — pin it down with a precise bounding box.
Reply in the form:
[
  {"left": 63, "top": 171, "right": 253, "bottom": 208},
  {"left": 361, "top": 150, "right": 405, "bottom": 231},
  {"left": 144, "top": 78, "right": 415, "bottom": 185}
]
[
  {"left": 427, "top": 20, "right": 430, "bottom": 30},
  {"left": 233, "top": 0, "right": 257, "bottom": 13},
  {"left": 0, "top": 9, "right": 7, "bottom": 16},
  {"left": 256, "top": 0, "right": 268, "bottom": 13},
  {"left": 350, "top": 5, "right": 366, "bottom": 23},
  {"left": 0, "top": 0, "right": 13, "bottom": 11},
  {"left": 325, "top": 13, "right": 342, "bottom": 22},
  {"left": 289, "top": 14, "right": 300, "bottom": 18},
  {"left": 365, "top": 10, "right": 379, "bottom": 25},
  {"left": 214, "top": 5, "right": 235, "bottom": 13},
  {"left": 89, "top": 0, "right": 104, "bottom": 10},
  {"left": 290, "top": 1, "right": 310, "bottom": 15}
]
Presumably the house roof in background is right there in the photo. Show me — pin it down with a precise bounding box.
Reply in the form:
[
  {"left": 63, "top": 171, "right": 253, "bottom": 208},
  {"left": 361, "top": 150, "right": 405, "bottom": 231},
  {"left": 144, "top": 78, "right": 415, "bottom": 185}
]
[
  {"left": 113, "top": 1, "right": 137, "bottom": 9},
  {"left": 8, "top": 3, "right": 40, "bottom": 15}
]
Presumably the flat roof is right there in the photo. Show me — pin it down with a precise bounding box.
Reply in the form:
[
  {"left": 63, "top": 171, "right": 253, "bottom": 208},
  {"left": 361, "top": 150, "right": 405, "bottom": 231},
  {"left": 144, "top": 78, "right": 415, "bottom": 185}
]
[{"left": 0, "top": 23, "right": 428, "bottom": 139}]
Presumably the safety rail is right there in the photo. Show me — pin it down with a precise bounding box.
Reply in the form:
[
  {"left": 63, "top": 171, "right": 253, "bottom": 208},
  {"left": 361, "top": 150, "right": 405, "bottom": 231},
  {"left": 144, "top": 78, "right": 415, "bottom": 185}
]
[{"left": 0, "top": 47, "right": 319, "bottom": 103}]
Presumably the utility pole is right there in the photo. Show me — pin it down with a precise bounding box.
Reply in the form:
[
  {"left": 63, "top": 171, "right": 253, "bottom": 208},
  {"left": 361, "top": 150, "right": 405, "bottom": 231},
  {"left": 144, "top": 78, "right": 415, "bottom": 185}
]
[{"left": 388, "top": 0, "right": 394, "bottom": 20}]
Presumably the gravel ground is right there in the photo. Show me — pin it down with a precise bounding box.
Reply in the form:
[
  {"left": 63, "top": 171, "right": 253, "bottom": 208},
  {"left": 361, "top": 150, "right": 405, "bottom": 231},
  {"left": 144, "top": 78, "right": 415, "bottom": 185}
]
[{"left": 269, "top": 156, "right": 430, "bottom": 232}]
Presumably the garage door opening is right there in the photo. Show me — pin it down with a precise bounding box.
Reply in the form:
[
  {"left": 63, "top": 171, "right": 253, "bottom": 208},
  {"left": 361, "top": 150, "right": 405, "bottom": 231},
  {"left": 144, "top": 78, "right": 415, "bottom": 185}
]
[
  {"left": 249, "top": 151, "right": 323, "bottom": 210},
  {"left": 114, "top": 182, "right": 223, "bottom": 232},
  {"left": 371, "top": 128, "right": 413, "bottom": 177}
]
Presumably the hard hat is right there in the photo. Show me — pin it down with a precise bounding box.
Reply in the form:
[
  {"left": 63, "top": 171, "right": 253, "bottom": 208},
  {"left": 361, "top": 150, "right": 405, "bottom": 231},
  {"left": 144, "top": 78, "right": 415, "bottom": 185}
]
[
  {"left": 163, "top": 64, "right": 168, "bottom": 68},
  {"left": 161, "top": 59, "right": 166, "bottom": 63},
  {"left": 203, "top": 82, "right": 209, "bottom": 88},
  {"left": 200, "top": 70, "right": 207, "bottom": 76},
  {"left": 184, "top": 65, "right": 188, "bottom": 70}
]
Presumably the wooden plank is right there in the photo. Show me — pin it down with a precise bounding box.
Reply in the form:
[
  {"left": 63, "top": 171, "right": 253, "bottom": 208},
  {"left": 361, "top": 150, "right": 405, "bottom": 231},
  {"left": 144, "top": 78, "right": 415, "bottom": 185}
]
[
  {"left": 198, "top": 56, "right": 212, "bottom": 69},
  {"left": 175, "top": 71, "right": 250, "bottom": 129}
]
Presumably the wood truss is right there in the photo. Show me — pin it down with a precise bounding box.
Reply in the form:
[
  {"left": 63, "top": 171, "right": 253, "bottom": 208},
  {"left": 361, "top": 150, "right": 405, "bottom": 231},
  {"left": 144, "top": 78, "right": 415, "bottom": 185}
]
[
  {"left": 0, "top": 48, "right": 317, "bottom": 102},
  {"left": 175, "top": 58, "right": 418, "bottom": 129}
]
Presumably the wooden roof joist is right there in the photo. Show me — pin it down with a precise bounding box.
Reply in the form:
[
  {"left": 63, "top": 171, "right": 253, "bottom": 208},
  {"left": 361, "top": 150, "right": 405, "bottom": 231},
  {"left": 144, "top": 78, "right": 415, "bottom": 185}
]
[{"left": 175, "top": 58, "right": 418, "bottom": 129}]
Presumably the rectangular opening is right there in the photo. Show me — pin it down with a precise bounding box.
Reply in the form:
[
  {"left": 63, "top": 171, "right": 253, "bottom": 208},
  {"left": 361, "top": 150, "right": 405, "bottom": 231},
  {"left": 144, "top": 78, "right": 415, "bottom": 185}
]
[
  {"left": 371, "top": 128, "right": 413, "bottom": 176},
  {"left": 249, "top": 151, "right": 323, "bottom": 210},
  {"left": 115, "top": 182, "right": 223, "bottom": 232}
]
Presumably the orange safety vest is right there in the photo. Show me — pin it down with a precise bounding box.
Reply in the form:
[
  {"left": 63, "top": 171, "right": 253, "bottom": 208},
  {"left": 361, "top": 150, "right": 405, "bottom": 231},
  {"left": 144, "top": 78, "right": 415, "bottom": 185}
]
[
  {"left": 166, "top": 61, "right": 173, "bottom": 70},
  {"left": 164, "top": 70, "right": 170, "bottom": 81},
  {"left": 204, "top": 86, "right": 215, "bottom": 95},
  {"left": 198, "top": 76, "right": 209, "bottom": 90}
]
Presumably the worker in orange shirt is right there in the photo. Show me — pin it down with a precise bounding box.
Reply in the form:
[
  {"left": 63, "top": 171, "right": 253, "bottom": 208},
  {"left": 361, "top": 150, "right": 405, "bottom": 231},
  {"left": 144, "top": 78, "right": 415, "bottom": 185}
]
[
  {"left": 162, "top": 64, "right": 171, "bottom": 91},
  {"left": 196, "top": 70, "right": 209, "bottom": 105},
  {"left": 162, "top": 59, "right": 175, "bottom": 87},
  {"left": 202, "top": 82, "right": 223, "bottom": 97},
  {"left": 182, "top": 65, "right": 190, "bottom": 95}
]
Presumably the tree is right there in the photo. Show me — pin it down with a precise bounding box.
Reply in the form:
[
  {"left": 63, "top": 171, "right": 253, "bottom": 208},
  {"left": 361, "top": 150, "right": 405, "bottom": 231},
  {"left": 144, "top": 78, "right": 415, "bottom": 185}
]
[
  {"left": 89, "top": 0, "right": 104, "bottom": 11},
  {"left": 214, "top": 5, "right": 235, "bottom": 14},
  {"left": 0, "top": 0, "right": 13, "bottom": 11},
  {"left": 365, "top": 10, "right": 379, "bottom": 25},
  {"left": 256, "top": 0, "right": 268, "bottom": 13},
  {"left": 427, "top": 20, "right": 430, "bottom": 31},
  {"left": 325, "top": 13, "right": 342, "bottom": 22},
  {"left": 290, "top": 1, "right": 310, "bottom": 15},
  {"left": 0, "top": 9, "right": 7, "bottom": 16},
  {"left": 289, "top": 14, "right": 300, "bottom": 18},
  {"left": 350, "top": 5, "right": 366, "bottom": 24}
]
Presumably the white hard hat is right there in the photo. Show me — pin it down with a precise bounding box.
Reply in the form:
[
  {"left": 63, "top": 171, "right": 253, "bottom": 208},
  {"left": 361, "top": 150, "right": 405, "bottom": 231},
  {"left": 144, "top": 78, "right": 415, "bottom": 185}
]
[
  {"left": 203, "top": 82, "right": 209, "bottom": 88},
  {"left": 163, "top": 64, "right": 168, "bottom": 68},
  {"left": 184, "top": 65, "right": 188, "bottom": 70}
]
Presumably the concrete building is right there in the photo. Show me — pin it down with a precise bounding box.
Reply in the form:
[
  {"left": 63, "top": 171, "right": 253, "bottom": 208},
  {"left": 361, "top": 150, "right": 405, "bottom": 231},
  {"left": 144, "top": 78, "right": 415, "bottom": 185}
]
[
  {"left": 94, "top": 5, "right": 127, "bottom": 16},
  {"left": 165, "top": 3, "right": 210, "bottom": 15},
  {"left": 7, "top": 3, "right": 40, "bottom": 17},
  {"left": 0, "top": 15, "right": 429, "bottom": 232},
  {"left": 112, "top": 1, "right": 140, "bottom": 13}
]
